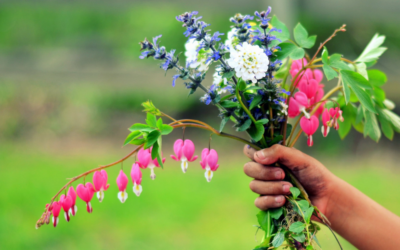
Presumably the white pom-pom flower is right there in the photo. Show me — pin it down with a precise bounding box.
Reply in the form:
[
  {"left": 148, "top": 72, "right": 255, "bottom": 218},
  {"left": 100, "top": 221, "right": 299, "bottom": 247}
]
[
  {"left": 185, "top": 39, "right": 210, "bottom": 72},
  {"left": 227, "top": 42, "right": 269, "bottom": 83}
]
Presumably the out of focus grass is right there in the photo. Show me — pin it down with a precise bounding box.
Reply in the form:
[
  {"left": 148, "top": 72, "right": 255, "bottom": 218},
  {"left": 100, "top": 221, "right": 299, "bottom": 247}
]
[{"left": 1, "top": 143, "right": 399, "bottom": 250}]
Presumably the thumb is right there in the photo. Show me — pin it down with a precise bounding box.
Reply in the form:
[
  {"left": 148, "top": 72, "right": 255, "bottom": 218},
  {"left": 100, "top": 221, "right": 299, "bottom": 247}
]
[{"left": 253, "top": 144, "right": 315, "bottom": 171}]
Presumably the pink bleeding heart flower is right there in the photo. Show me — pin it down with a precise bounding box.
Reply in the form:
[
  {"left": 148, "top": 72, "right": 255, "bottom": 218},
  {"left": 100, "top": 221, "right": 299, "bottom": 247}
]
[
  {"left": 93, "top": 170, "right": 110, "bottom": 202},
  {"left": 116, "top": 170, "right": 129, "bottom": 203},
  {"left": 51, "top": 201, "right": 62, "bottom": 227},
  {"left": 44, "top": 203, "right": 53, "bottom": 225},
  {"left": 170, "top": 139, "right": 198, "bottom": 173},
  {"left": 131, "top": 163, "right": 143, "bottom": 196},
  {"left": 300, "top": 115, "right": 319, "bottom": 147},
  {"left": 312, "top": 69, "right": 324, "bottom": 83},
  {"left": 321, "top": 108, "right": 331, "bottom": 137},
  {"left": 200, "top": 148, "right": 219, "bottom": 182},
  {"left": 288, "top": 92, "right": 310, "bottom": 118},
  {"left": 68, "top": 186, "right": 77, "bottom": 216},
  {"left": 137, "top": 147, "right": 165, "bottom": 180},
  {"left": 76, "top": 183, "right": 95, "bottom": 213},
  {"left": 329, "top": 107, "right": 344, "bottom": 130},
  {"left": 298, "top": 78, "right": 319, "bottom": 100},
  {"left": 59, "top": 194, "right": 73, "bottom": 222}
]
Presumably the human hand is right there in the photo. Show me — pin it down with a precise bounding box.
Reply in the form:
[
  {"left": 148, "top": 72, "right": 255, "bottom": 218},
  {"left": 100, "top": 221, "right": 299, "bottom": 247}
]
[{"left": 243, "top": 144, "right": 338, "bottom": 218}]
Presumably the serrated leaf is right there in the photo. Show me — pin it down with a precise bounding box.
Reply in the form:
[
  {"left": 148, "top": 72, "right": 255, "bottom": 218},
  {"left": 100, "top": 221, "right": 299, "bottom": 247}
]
[
  {"left": 355, "top": 105, "right": 364, "bottom": 124},
  {"left": 292, "top": 233, "right": 306, "bottom": 243},
  {"left": 289, "top": 221, "right": 305, "bottom": 233},
  {"left": 290, "top": 187, "right": 300, "bottom": 199},
  {"left": 368, "top": 69, "right": 387, "bottom": 87},
  {"left": 290, "top": 47, "right": 305, "bottom": 60},
  {"left": 270, "top": 16, "right": 290, "bottom": 42},
  {"left": 249, "top": 95, "right": 262, "bottom": 110},
  {"left": 144, "top": 130, "right": 161, "bottom": 149},
  {"left": 356, "top": 33, "right": 387, "bottom": 63},
  {"left": 271, "top": 230, "right": 285, "bottom": 248},
  {"left": 376, "top": 108, "right": 394, "bottom": 140},
  {"left": 323, "top": 65, "right": 338, "bottom": 81},
  {"left": 146, "top": 113, "right": 157, "bottom": 127},
  {"left": 356, "top": 63, "right": 368, "bottom": 80},
  {"left": 382, "top": 109, "right": 400, "bottom": 133},
  {"left": 160, "top": 124, "right": 173, "bottom": 135},
  {"left": 340, "top": 70, "right": 372, "bottom": 89},
  {"left": 341, "top": 70, "right": 376, "bottom": 113},
  {"left": 129, "top": 123, "right": 154, "bottom": 132},
  {"left": 124, "top": 131, "right": 141, "bottom": 146},
  {"left": 363, "top": 108, "right": 381, "bottom": 142},
  {"left": 338, "top": 104, "right": 355, "bottom": 139},
  {"left": 269, "top": 207, "right": 283, "bottom": 220}
]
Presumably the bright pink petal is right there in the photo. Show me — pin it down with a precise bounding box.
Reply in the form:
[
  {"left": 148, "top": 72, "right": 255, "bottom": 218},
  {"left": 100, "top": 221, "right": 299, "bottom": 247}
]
[
  {"left": 313, "top": 69, "right": 324, "bottom": 83},
  {"left": 300, "top": 116, "right": 319, "bottom": 136},
  {"left": 60, "top": 194, "right": 73, "bottom": 212},
  {"left": 288, "top": 97, "right": 301, "bottom": 118},
  {"left": 207, "top": 149, "right": 219, "bottom": 171},
  {"left": 299, "top": 79, "right": 318, "bottom": 99},
  {"left": 182, "top": 139, "right": 197, "bottom": 161},
  {"left": 138, "top": 148, "right": 151, "bottom": 168},
  {"left": 52, "top": 201, "right": 62, "bottom": 217},
  {"left": 322, "top": 108, "right": 331, "bottom": 126},
  {"left": 188, "top": 155, "right": 198, "bottom": 162},
  {"left": 170, "top": 155, "right": 179, "bottom": 161},
  {"left": 117, "top": 170, "right": 128, "bottom": 192},
  {"left": 93, "top": 171, "right": 104, "bottom": 191},
  {"left": 130, "top": 163, "right": 142, "bottom": 185},
  {"left": 100, "top": 170, "right": 109, "bottom": 190},
  {"left": 68, "top": 186, "right": 76, "bottom": 205},
  {"left": 172, "top": 139, "right": 183, "bottom": 160},
  {"left": 77, "top": 183, "right": 95, "bottom": 203},
  {"left": 294, "top": 92, "right": 308, "bottom": 107}
]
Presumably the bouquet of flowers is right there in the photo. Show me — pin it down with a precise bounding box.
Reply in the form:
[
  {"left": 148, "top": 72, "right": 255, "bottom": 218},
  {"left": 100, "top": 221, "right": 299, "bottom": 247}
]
[{"left": 36, "top": 6, "right": 400, "bottom": 250}]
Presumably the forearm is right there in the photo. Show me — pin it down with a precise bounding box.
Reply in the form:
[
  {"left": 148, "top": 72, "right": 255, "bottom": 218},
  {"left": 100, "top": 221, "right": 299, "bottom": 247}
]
[{"left": 326, "top": 176, "right": 400, "bottom": 249}]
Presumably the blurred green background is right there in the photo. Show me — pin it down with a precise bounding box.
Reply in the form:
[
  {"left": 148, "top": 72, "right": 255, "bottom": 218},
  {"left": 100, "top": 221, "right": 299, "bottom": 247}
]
[{"left": 1, "top": 0, "right": 400, "bottom": 249}]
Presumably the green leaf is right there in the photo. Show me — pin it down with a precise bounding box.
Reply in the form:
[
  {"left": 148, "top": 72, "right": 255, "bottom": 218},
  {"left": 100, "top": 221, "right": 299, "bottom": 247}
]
[
  {"left": 363, "top": 108, "right": 381, "bottom": 142},
  {"left": 338, "top": 104, "right": 355, "bottom": 139},
  {"left": 330, "top": 54, "right": 352, "bottom": 71},
  {"left": 323, "top": 65, "right": 338, "bottom": 81},
  {"left": 356, "top": 63, "right": 368, "bottom": 80},
  {"left": 355, "top": 105, "right": 364, "bottom": 124},
  {"left": 156, "top": 118, "right": 163, "bottom": 129},
  {"left": 274, "top": 42, "right": 297, "bottom": 61},
  {"left": 376, "top": 108, "right": 394, "bottom": 140},
  {"left": 294, "top": 23, "right": 316, "bottom": 49},
  {"left": 258, "top": 118, "right": 269, "bottom": 125},
  {"left": 160, "top": 124, "right": 173, "bottom": 135},
  {"left": 368, "top": 69, "right": 387, "bottom": 87},
  {"left": 271, "top": 230, "right": 285, "bottom": 248},
  {"left": 292, "top": 233, "right": 306, "bottom": 243},
  {"left": 249, "top": 95, "right": 262, "bottom": 110},
  {"left": 304, "top": 206, "right": 314, "bottom": 224},
  {"left": 144, "top": 130, "right": 161, "bottom": 149},
  {"left": 290, "top": 47, "right": 305, "bottom": 60},
  {"left": 341, "top": 70, "right": 376, "bottom": 113},
  {"left": 220, "top": 100, "right": 241, "bottom": 109},
  {"left": 156, "top": 151, "right": 164, "bottom": 169},
  {"left": 269, "top": 207, "right": 283, "bottom": 220},
  {"left": 129, "top": 138, "right": 146, "bottom": 145},
  {"left": 256, "top": 210, "right": 271, "bottom": 232},
  {"left": 247, "top": 122, "right": 265, "bottom": 142},
  {"left": 146, "top": 113, "right": 157, "bottom": 127},
  {"left": 124, "top": 131, "right": 141, "bottom": 146},
  {"left": 373, "top": 87, "right": 386, "bottom": 103},
  {"left": 142, "top": 100, "right": 162, "bottom": 116},
  {"left": 220, "top": 116, "right": 230, "bottom": 132},
  {"left": 129, "top": 123, "right": 154, "bottom": 132},
  {"left": 341, "top": 70, "right": 372, "bottom": 89},
  {"left": 306, "top": 246, "right": 314, "bottom": 250},
  {"left": 290, "top": 187, "right": 300, "bottom": 199},
  {"left": 222, "top": 70, "right": 234, "bottom": 79},
  {"left": 382, "top": 109, "right": 400, "bottom": 133},
  {"left": 238, "top": 119, "right": 252, "bottom": 132},
  {"left": 285, "top": 124, "right": 293, "bottom": 139},
  {"left": 289, "top": 221, "right": 305, "bottom": 233},
  {"left": 322, "top": 47, "right": 329, "bottom": 65},
  {"left": 151, "top": 141, "right": 159, "bottom": 160},
  {"left": 356, "top": 33, "right": 387, "bottom": 63},
  {"left": 270, "top": 16, "right": 290, "bottom": 42},
  {"left": 237, "top": 78, "right": 247, "bottom": 91}
]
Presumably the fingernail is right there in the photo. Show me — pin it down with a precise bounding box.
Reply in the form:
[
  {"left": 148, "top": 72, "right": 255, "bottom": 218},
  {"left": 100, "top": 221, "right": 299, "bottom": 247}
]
[
  {"left": 275, "top": 196, "right": 284, "bottom": 203},
  {"left": 283, "top": 185, "right": 290, "bottom": 193},
  {"left": 256, "top": 150, "right": 266, "bottom": 159},
  {"left": 274, "top": 171, "right": 282, "bottom": 179}
]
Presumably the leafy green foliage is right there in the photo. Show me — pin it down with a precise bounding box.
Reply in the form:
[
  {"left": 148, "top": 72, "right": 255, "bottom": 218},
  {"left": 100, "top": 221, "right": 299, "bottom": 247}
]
[
  {"left": 269, "top": 207, "right": 283, "bottom": 220},
  {"left": 293, "top": 23, "right": 317, "bottom": 49},
  {"left": 256, "top": 210, "right": 271, "bottom": 232},
  {"left": 290, "top": 187, "right": 300, "bottom": 199},
  {"left": 270, "top": 16, "right": 290, "bottom": 43},
  {"left": 292, "top": 233, "right": 306, "bottom": 243},
  {"left": 356, "top": 34, "right": 387, "bottom": 63},
  {"left": 289, "top": 221, "right": 305, "bottom": 233},
  {"left": 363, "top": 107, "right": 381, "bottom": 142},
  {"left": 142, "top": 100, "right": 162, "bottom": 116},
  {"left": 247, "top": 122, "right": 265, "bottom": 142},
  {"left": 271, "top": 230, "right": 285, "bottom": 248}
]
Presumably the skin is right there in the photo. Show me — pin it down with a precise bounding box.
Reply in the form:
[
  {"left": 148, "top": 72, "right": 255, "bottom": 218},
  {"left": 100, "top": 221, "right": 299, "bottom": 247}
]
[{"left": 243, "top": 144, "right": 400, "bottom": 250}]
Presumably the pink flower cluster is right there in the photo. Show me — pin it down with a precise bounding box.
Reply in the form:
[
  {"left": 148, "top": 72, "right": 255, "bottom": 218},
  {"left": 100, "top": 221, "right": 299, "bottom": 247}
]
[
  {"left": 288, "top": 59, "right": 344, "bottom": 146},
  {"left": 46, "top": 139, "right": 219, "bottom": 227}
]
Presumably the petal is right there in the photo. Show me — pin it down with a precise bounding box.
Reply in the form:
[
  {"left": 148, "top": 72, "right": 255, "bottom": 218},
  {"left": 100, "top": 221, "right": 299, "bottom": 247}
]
[
  {"left": 97, "top": 191, "right": 104, "bottom": 202},
  {"left": 130, "top": 163, "right": 142, "bottom": 185},
  {"left": 188, "top": 155, "right": 198, "bottom": 162},
  {"left": 93, "top": 171, "right": 103, "bottom": 192},
  {"left": 207, "top": 149, "right": 219, "bottom": 169},
  {"left": 182, "top": 139, "right": 195, "bottom": 160},
  {"left": 173, "top": 139, "right": 184, "bottom": 159},
  {"left": 133, "top": 184, "right": 143, "bottom": 197},
  {"left": 204, "top": 169, "right": 213, "bottom": 182},
  {"left": 170, "top": 155, "right": 179, "bottom": 161},
  {"left": 118, "top": 191, "right": 128, "bottom": 203},
  {"left": 68, "top": 186, "right": 77, "bottom": 204},
  {"left": 181, "top": 160, "right": 188, "bottom": 173},
  {"left": 288, "top": 97, "right": 301, "bottom": 118},
  {"left": 313, "top": 69, "right": 324, "bottom": 83},
  {"left": 116, "top": 170, "right": 129, "bottom": 192},
  {"left": 201, "top": 148, "right": 209, "bottom": 162}
]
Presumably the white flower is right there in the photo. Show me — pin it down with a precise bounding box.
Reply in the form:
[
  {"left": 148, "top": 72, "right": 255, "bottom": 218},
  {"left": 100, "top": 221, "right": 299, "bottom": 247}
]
[
  {"left": 279, "top": 102, "right": 288, "bottom": 116},
  {"left": 185, "top": 39, "right": 210, "bottom": 72},
  {"left": 225, "top": 28, "right": 239, "bottom": 50},
  {"left": 227, "top": 42, "right": 269, "bottom": 83}
]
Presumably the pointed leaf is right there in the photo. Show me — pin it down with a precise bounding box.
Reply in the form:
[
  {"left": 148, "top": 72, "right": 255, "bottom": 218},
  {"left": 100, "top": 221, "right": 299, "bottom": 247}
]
[
  {"left": 363, "top": 107, "right": 381, "bottom": 142},
  {"left": 124, "top": 131, "right": 141, "bottom": 146},
  {"left": 289, "top": 221, "right": 305, "bottom": 233}
]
